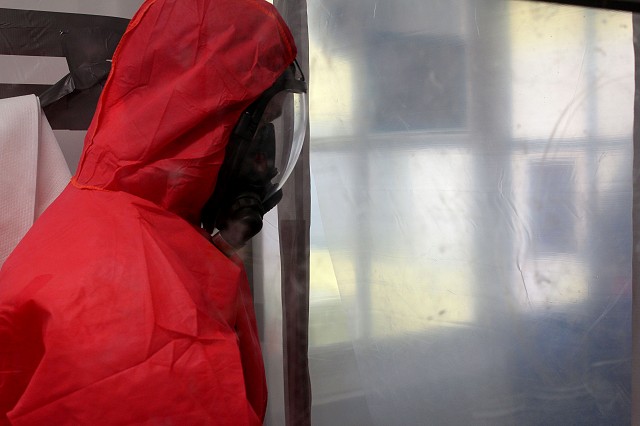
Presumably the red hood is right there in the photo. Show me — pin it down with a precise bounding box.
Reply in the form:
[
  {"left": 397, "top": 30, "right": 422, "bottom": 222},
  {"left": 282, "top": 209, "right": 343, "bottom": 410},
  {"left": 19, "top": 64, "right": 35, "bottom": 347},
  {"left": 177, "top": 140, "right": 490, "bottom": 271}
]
[{"left": 73, "top": 0, "right": 296, "bottom": 225}]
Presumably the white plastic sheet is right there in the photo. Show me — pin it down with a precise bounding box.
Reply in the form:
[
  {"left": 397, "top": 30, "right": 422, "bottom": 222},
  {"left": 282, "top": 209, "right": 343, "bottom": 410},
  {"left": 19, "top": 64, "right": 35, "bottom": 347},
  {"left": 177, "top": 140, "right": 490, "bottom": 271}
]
[
  {"left": 0, "top": 95, "right": 70, "bottom": 266},
  {"left": 308, "top": 1, "right": 633, "bottom": 424}
]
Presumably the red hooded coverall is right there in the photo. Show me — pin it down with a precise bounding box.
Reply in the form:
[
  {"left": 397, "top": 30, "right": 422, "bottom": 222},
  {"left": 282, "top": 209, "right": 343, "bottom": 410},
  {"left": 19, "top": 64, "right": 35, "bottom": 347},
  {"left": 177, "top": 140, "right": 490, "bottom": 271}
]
[{"left": 0, "top": 0, "right": 296, "bottom": 423}]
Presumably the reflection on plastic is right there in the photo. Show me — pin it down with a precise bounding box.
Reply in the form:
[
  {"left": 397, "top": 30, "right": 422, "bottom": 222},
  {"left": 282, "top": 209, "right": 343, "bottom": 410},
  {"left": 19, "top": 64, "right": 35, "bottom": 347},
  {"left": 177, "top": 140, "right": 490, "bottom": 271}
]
[{"left": 308, "top": 1, "right": 632, "bottom": 425}]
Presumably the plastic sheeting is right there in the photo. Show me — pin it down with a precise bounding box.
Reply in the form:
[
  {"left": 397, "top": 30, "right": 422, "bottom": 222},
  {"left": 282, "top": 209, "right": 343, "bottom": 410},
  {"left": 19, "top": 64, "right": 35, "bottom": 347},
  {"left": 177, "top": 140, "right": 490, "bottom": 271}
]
[
  {"left": 0, "top": 95, "right": 70, "bottom": 267},
  {"left": 308, "top": 1, "right": 633, "bottom": 424},
  {"left": 0, "top": 0, "right": 634, "bottom": 424}
]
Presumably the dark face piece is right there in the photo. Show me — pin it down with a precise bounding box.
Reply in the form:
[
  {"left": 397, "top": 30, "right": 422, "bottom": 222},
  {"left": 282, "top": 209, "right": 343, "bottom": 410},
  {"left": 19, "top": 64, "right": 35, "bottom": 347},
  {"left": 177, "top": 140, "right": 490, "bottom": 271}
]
[
  {"left": 201, "top": 62, "right": 307, "bottom": 247},
  {"left": 212, "top": 124, "right": 279, "bottom": 248}
]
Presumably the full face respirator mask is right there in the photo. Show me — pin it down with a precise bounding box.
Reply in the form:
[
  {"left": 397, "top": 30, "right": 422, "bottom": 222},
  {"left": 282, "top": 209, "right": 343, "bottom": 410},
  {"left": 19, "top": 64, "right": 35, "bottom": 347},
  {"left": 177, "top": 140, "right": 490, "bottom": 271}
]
[{"left": 201, "top": 61, "right": 308, "bottom": 251}]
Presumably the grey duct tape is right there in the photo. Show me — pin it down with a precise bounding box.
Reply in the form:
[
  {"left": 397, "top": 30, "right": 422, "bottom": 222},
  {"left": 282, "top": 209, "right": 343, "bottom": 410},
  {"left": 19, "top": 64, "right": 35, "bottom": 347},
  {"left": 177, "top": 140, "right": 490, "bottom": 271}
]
[
  {"left": 0, "top": 82, "right": 105, "bottom": 130},
  {"left": 0, "top": 8, "right": 128, "bottom": 57},
  {"left": 0, "top": 84, "right": 49, "bottom": 99},
  {"left": 0, "top": 8, "right": 129, "bottom": 129}
]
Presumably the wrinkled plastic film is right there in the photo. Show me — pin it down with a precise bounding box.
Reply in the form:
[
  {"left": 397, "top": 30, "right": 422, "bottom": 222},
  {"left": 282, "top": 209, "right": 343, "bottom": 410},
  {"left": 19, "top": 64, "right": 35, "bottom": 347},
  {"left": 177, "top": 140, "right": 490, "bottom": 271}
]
[
  {"left": 308, "top": 1, "right": 633, "bottom": 424},
  {"left": 0, "top": 0, "right": 634, "bottom": 424}
]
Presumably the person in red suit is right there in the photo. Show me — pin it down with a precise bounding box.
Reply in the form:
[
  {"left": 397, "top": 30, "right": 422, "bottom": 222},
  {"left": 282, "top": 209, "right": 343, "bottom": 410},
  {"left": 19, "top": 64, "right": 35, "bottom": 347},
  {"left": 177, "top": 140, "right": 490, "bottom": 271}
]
[{"left": 0, "top": 0, "right": 301, "bottom": 423}]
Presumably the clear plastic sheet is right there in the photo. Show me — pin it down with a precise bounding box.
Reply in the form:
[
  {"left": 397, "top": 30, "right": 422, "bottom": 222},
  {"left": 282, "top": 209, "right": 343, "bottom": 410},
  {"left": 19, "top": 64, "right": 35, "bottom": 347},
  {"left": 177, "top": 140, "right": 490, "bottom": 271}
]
[
  {"left": 1, "top": 2, "right": 295, "bottom": 423},
  {"left": 308, "top": 1, "right": 633, "bottom": 424},
  {"left": 0, "top": 0, "right": 634, "bottom": 424}
]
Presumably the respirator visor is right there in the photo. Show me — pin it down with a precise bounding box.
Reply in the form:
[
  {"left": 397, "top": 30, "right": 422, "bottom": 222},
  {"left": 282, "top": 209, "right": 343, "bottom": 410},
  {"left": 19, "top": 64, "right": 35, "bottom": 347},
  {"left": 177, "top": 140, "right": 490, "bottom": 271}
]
[
  {"left": 201, "top": 61, "right": 308, "bottom": 233},
  {"left": 230, "top": 61, "right": 308, "bottom": 200},
  {"left": 262, "top": 86, "right": 307, "bottom": 199}
]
